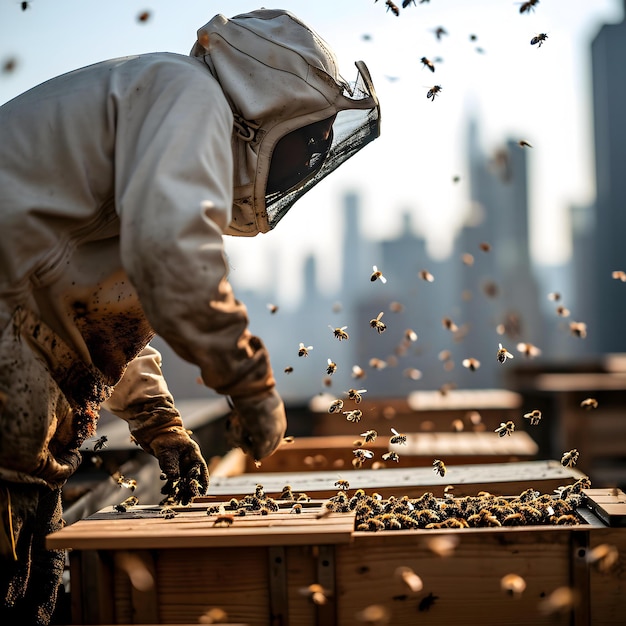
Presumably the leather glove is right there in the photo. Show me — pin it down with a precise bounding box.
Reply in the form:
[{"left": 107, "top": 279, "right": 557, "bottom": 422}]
[
  {"left": 148, "top": 427, "right": 210, "bottom": 505},
  {"left": 227, "top": 388, "right": 287, "bottom": 463}
]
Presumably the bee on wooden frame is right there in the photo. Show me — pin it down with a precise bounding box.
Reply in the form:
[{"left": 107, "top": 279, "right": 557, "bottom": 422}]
[
  {"left": 427, "top": 85, "right": 443, "bottom": 101},
  {"left": 329, "top": 325, "right": 349, "bottom": 341},
  {"left": 298, "top": 343, "right": 313, "bottom": 357},
  {"left": 347, "top": 388, "right": 367, "bottom": 403},
  {"left": 433, "top": 459, "right": 446, "bottom": 477},
  {"left": 495, "top": 421, "right": 515, "bottom": 437},
  {"left": 159, "top": 507, "right": 177, "bottom": 519},
  {"left": 370, "top": 265, "right": 387, "bottom": 283},
  {"left": 213, "top": 514, "right": 235, "bottom": 527}
]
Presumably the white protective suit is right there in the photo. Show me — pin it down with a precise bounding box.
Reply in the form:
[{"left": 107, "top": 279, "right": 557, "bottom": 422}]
[{"left": 0, "top": 9, "right": 379, "bottom": 623}]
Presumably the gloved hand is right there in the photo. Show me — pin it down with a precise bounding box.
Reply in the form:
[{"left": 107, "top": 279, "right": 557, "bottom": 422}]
[
  {"left": 148, "top": 427, "right": 210, "bottom": 505},
  {"left": 227, "top": 388, "right": 287, "bottom": 463}
]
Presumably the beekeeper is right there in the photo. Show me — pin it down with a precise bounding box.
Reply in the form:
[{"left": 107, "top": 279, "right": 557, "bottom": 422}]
[{"left": 0, "top": 8, "right": 380, "bottom": 623}]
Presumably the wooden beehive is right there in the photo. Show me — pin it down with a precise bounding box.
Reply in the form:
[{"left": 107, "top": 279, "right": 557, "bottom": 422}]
[{"left": 47, "top": 464, "right": 625, "bottom": 625}]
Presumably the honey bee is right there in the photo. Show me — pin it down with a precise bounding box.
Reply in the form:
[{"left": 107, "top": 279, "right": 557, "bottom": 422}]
[
  {"left": 329, "top": 325, "right": 349, "bottom": 341},
  {"left": 479, "top": 241, "right": 492, "bottom": 252},
  {"left": 298, "top": 343, "right": 313, "bottom": 357},
  {"left": 360, "top": 429, "right": 378, "bottom": 443},
  {"left": 370, "top": 265, "right": 387, "bottom": 283},
  {"left": 389, "top": 428, "right": 407, "bottom": 445},
  {"left": 556, "top": 305, "right": 571, "bottom": 317},
  {"left": 2, "top": 57, "right": 17, "bottom": 74},
  {"left": 433, "top": 459, "right": 446, "bottom": 477},
  {"left": 382, "top": 451, "right": 400, "bottom": 462},
  {"left": 284, "top": 366, "right": 294, "bottom": 374},
  {"left": 352, "top": 365, "right": 366, "bottom": 380},
  {"left": 404, "top": 368, "right": 422, "bottom": 380},
  {"left": 93, "top": 435, "right": 108, "bottom": 451},
  {"left": 497, "top": 343, "right": 514, "bottom": 363},
  {"left": 213, "top": 514, "right": 235, "bottom": 527},
  {"left": 611, "top": 270, "right": 626, "bottom": 282},
  {"left": 369, "top": 311, "right": 388, "bottom": 333},
  {"left": 404, "top": 329, "right": 418, "bottom": 343},
  {"left": 353, "top": 448, "right": 375, "bottom": 463},
  {"left": 419, "top": 269, "right": 435, "bottom": 282},
  {"left": 282, "top": 435, "right": 295, "bottom": 444},
  {"left": 386, "top": 0, "right": 400, "bottom": 16},
  {"left": 115, "top": 474, "right": 138, "bottom": 491},
  {"left": 328, "top": 398, "right": 344, "bottom": 413},
  {"left": 343, "top": 409, "right": 363, "bottom": 423},
  {"left": 462, "top": 358, "right": 480, "bottom": 371},
  {"left": 299, "top": 583, "right": 329, "bottom": 605},
  {"left": 159, "top": 507, "right": 177, "bottom": 519},
  {"left": 442, "top": 317, "right": 458, "bottom": 332},
  {"left": 267, "top": 303, "right": 279, "bottom": 314},
  {"left": 561, "top": 449, "right": 579, "bottom": 467},
  {"left": 531, "top": 33, "right": 548, "bottom": 47},
  {"left": 290, "top": 503, "right": 303, "bottom": 514},
  {"left": 137, "top": 11, "right": 151, "bottom": 23},
  {"left": 347, "top": 388, "right": 367, "bottom": 403},
  {"left": 523, "top": 409, "right": 542, "bottom": 426},
  {"left": 389, "top": 300, "right": 405, "bottom": 313},
  {"left": 420, "top": 56, "right": 435, "bottom": 72},
  {"left": 548, "top": 291, "right": 561, "bottom": 301},
  {"left": 516, "top": 342, "right": 542, "bottom": 358},
  {"left": 114, "top": 495, "right": 139, "bottom": 513},
  {"left": 433, "top": 26, "right": 447, "bottom": 40},
  {"left": 495, "top": 421, "right": 515, "bottom": 437},
  {"left": 586, "top": 543, "right": 619, "bottom": 574},
  {"left": 518, "top": 139, "right": 533, "bottom": 148},
  {"left": 427, "top": 85, "right": 443, "bottom": 101},
  {"left": 538, "top": 587, "right": 578, "bottom": 616},
  {"left": 569, "top": 321, "right": 587, "bottom": 338},
  {"left": 500, "top": 573, "right": 527, "bottom": 597},
  {"left": 395, "top": 566, "right": 423, "bottom": 592},
  {"left": 580, "top": 397, "right": 598, "bottom": 410},
  {"left": 368, "top": 357, "right": 387, "bottom": 370},
  {"left": 461, "top": 253, "right": 475, "bottom": 266},
  {"left": 326, "top": 359, "right": 337, "bottom": 375},
  {"left": 518, "top": 0, "right": 539, "bottom": 14},
  {"left": 335, "top": 478, "right": 350, "bottom": 491},
  {"left": 199, "top": 608, "right": 229, "bottom": 624}
]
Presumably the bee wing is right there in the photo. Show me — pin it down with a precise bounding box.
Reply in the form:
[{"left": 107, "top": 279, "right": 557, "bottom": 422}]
[{"left": 379, "top": 275, "right": 387, "bottom": 284}]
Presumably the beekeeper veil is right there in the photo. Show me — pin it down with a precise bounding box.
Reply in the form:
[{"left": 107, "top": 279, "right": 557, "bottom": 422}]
[{"left": 191, "top": 9, "right": 380, "bottom": 236}]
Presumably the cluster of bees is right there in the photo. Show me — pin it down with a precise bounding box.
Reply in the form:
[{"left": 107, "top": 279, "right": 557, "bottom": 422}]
[{"left": 322, "top": 478, "right": 590, "bottom": 532}]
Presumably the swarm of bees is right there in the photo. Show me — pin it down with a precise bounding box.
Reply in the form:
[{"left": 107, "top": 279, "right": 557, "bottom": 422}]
[{"left": 319, "top": 481, "right": 587, "bottom": 532}]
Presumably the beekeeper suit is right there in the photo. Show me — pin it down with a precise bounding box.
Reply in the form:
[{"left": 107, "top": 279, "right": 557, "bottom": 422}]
[{"left": 0, "top": 8, "right": 380, "bottom": 623}]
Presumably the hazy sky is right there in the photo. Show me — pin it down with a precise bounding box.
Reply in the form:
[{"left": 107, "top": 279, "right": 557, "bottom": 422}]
[{"left": 1, "top": 0, "right": 622, "bottom": 305}]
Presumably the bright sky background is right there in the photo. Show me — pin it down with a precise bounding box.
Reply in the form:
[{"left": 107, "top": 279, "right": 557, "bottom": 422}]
[{"left": 1, "top": 0, "right": 623, "bottom": 306}]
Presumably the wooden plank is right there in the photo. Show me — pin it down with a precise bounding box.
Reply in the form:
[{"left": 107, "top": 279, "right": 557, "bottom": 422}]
[{"left": 204, "top": 460, "right": 585, "bottom": 501}]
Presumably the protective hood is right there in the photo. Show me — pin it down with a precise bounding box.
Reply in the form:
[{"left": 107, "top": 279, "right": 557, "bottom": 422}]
[{"left": 190, "top": 8, "right": 380, "bottom": 236}]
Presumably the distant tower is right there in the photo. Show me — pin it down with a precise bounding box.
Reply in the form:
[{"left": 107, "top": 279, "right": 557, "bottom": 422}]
[{"left": 590, "top": 6, "right": 626, "bottom": 352}]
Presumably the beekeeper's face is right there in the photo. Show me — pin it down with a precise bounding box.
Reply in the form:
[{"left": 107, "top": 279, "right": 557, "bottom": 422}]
[{"left": 266, "top": 116, "right": 335, "bottom": 195}]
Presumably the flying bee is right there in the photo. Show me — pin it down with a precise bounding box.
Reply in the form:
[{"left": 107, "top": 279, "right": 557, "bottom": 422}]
[
  {"left": 404, "top": 368, "right": 422, "bottom": 380},
  {"left": 137, "top": 10, "right": 151, "bottom": 23},
  {"left": 420, "top": 56, "right": 435, "bottom": 72},
  {"left": 370, "top": 265, "right": 387, "bottom": 283},
  {"left": 395, "top": 566, "right": 424, "bottom": 592},
  {"left": 561, "top": 449, "right": 579, "bottom": 467},
  {"left": 343, "top": 409, "right": 363, "bottom": 423},
  {"left": 442, "top": 317, "right": 458, "bottom": 332},
  {"left": 326, "top": 359, "right": 337, "bottom": 375},
  {"left": 462, "top": 358, "right": 481, "bottom": 371},
  {"left": 500, "top": 573, "right": 527, "bottom": 597},
  {"left": 93, "top": 435, "right": 108, "bottom": 451},
  {"left": 347, "top": 388, "right": 367, "bottom": 403},
  {"left": 404, "top": 329, "right": 418, "bottom": 343},
  {"left": 548, "top": 291, "right": 561, "bottom": 301},
  {"left": 299, "top": 583, "right": 330, "bottom": 606},
  {"left": 611, "top": 270, "right": 626, "bottom": 281},
  {"left": 580, "top": 397, "right": 598, "bottom": 410},
  {"left": 433, "top": 459, "right": 446, "bottom": 477},
  {"left": 427, "top": 85, "right": 442, "bottom": 101},
  {"left": 389, "top": 428, "right": 407, "bottom": 445},
  {"left": 518, "top": 0, "right": 539, "bottom": 14},
  {"left": 518, "top": 139, "right": 533, "bottom": 148},
  {"left": 419, "top": 269, "right": 435, "bottom": 282},
  {"left": 382, "top": 451, "right": 400, "bottom": 462},
  {"left": 556, "top": 305, "right": 571, "bottom": 317},
  {"left": 284, "top": 366, "right": 293, "bottom": 374},
  {"left": 433, "top": 26, "right": 448, "bottom": 40},
  {"left": 329, "top": 325, "right": 349, "bottom": 341},
  {"left": 531, "top": 33, "right": 548, "bottom": 47},
  {"left": 360, "top": 429, "right": 378, "bottom": 443},
  {"left": 267, "top": 303, "right": 279, "bottom": 314},
  {"left": 495, "top": 421, "right": 515, "bottom": 437},
  {"left": 115, "top": 474, "right": 138, "bottom": 491},
  {"left": 523, "top": 409, "right": 542, "bottom": 426},
  {"left": 282, "top": 435, "right": 295, "bottom": 444},
  {"left": 569, "top": 321, "right": 587, "bottom": 338},
  {"left": 298, "top": 342, "right": 313, "bottom": 357},
  {"left": 586, "top": 544, "right": 619, "bottom": 574},
  {"left": 389, "top": 300, "right": 405, "bottom": 313},
  {"left": 385, "top": 0, "right": 400, "bottom": 16},
  {"left": 335, "top": 478, "right": 350, "bottom": 491},
  {"left": 479, "top": 241, "right": 492, "bottom": 252},
  {"left": 353, "top": 448, "right": 375, "bottom": 463},
  {"left": 327, "top": 398, "right": 344, "bottom": 414},
  {"left": 517, "top": 342, "right": 542, "bottom": 358},
  {"left": 497, "top": 343, "right": 514, "bottom": 363},
  {"left": 351, "top": 365, "right": 366, "bottom": 380},
  {"left": 462, "top": 253, "right": 475, "bottom": 266},
  {"left": 369, "top": 311, "right": 387, "bottom": 333}
]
